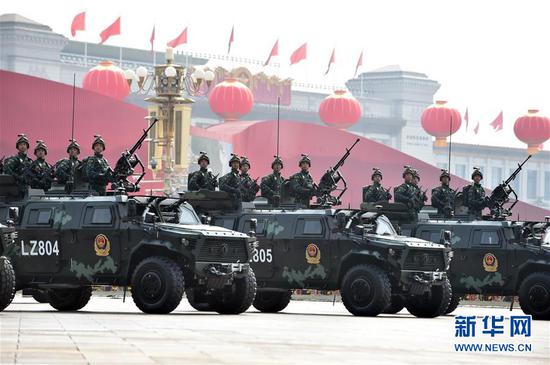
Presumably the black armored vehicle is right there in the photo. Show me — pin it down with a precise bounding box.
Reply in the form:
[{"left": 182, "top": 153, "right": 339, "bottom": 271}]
[
  {"left": 184, "top": 190, "right": 453, "bottom": 318},
  {"left": 0, "top": 223, "right": 16, "bottom": 312}
]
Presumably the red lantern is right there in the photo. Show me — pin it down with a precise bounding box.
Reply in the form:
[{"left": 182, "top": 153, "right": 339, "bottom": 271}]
[
  {"left": 82, "top": 61, "right": 129, "bottom": 100},
  {"left": 208, "top": 78, "right": 253, "bottom": 121},
  {"left": 318, "top": 90, "right": 362, "bottom": 129},
  {"left": 421, "top": 100, "right": 462, "bottom": 147},
  {"left": 514, "top": 109, "right": 550, "bottom": 154}
]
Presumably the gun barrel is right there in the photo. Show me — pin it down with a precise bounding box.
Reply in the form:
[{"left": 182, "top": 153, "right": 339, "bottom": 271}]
[
  {"left": 128, "top": 118, "right": 158, "bottom": 156},
  {"left": 504, "top": 155, "right": 531, "bottom": 185}
]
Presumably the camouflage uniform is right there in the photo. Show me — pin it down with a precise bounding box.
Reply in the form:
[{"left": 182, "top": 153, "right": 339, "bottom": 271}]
[
  {"left": 219, "top": 154, "right": 242, "bottom": 205},
  {"left": 261, "top": 156, "right": 285, "bottom": 206},
  {"left": 289, "top": 155, "right": 316, "bottom": 208},
  {"left": 463, "top": 167, "right": 486, "bottom": 217},
  {"left": 25, "top": 140, "right": 53, "bottom": 191},
  {"left": 86, "top": 136, "right": 111, "bottom": 195},
  {"left": 3, "top": 134, "right": 33, "bottom": 194},
  {"left": 54, "top": 139, "right": 81, "bottom": 193},
  {"left": 431, "top": 169, "right": 456, "bottom": 218},
  {"left": 239, "top": 156, "right": 259, "bottom": 202},
  {"left": 188, "top": 152, "right": 218, "bottom": 191},
  {"left": 362, "top": 168, "right": 392, "bottom": 203},
  {"left": 411, "top": 169, "right": 428, "bottom": 212},
  {"left": 394, "top": 166, "right": 417, "bottom": 213}
]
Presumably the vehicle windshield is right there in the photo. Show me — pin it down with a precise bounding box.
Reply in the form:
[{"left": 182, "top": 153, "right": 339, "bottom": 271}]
[
  {"left": 375, "top": 216, "right": 397, "bottom": 236},
  {"left": 178, "top": 206, "right": 201, "bottom": 225}
]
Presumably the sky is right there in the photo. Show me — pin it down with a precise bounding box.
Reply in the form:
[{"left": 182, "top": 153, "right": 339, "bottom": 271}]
[{"left": 2, "top": 0, "right": 550, "bottom": 150}]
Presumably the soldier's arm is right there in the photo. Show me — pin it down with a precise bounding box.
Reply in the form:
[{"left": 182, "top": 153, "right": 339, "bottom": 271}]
[
  {"left": 260, "top": 177, "right": 275, "bottom": 197},
  {"left": 431, "top": 188, "right": 443, "bottom": 208}
]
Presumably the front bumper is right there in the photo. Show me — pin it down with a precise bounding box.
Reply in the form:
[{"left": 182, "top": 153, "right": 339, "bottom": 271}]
[
  {"left": 195, "top": 261, "right": 250, "bottom": 289},
  {"left": 400, "top": 270, "right": 447, "bottom": 295}
]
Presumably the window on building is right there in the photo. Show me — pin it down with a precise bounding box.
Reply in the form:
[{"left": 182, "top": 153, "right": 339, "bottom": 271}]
[
  {"left": 527, "top": 170, "right": 538, "bottom": 199},
  {"left": 455, "top": 164, "right": 466, "bottom": 179},
  {"left": 545, "top": 171, "right": 550, "bottom": 200},
  {"left": 491, "top": 167, "right": 503, "bottom": 187}
]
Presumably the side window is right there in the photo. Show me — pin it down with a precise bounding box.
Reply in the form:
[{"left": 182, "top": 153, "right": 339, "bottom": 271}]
[
  {"left": 473, "top": 229, "right": 500, "bottom": 246},
  {"left": 214, "top": 218, "right": 235, "bottom": 230},
  {"left": 242, "top": 218, "right": 267, "bottom": 236},
  {"left": 84, "top": 206, "right": 114, "bottom": 225},
  {"left": 296, "top": 218, "right": 324, "bottom": 236},
  {"left": 28, "top": 208, "right": 52, "bottom": 226},
  {"left": 420, "top": 231, "right": 440, "bottom": 242}
]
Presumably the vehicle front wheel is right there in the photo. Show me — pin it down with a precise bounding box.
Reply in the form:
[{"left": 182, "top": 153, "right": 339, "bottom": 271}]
[
  {"left": 131, "top": 256, "right": 184, "bottom": 314},
  {"left": 340, "top": 264, "right": 391, "bottom": 316},
  {"left": 186, "top": 287, "right": 214, "bottom": 312},
  {"left": 0, "top": 257, "right": 16, "bottom": 312},
  {"left": 405, "top": 278, "right": 452, "bottom": 318},
  {"left": 253, "top": 289, "right": 292, "bottom": 313},
  {"left": 209, "top": 269, "right": 257, "bottom": 315},
  {"left": 445, "top": 293, "right": 462, "bottom": 315},
  {"left": 48, "top": 287, "right": 92, "bottom": 311},
  {"left": 383, "top": 295, "right": 405, "bottom": 314},
  {"left": 518, "top": 272, "right": 550, "bottom": 320}
]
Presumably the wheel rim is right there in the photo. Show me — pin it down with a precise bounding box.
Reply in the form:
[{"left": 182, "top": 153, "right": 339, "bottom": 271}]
[
  {"left": 350, "top": 277, "right": 373, "bottom": 307},
  {"left": 528, "top": 284, "right": 550, "bottom": 312},
  {"left": 139, "top": 271, "right": 164, "bottom": 303}
]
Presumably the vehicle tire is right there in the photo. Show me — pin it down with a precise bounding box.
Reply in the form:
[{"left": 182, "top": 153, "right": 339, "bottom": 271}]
[
  {"left": 209, "top": 269, "right": 257, "bottom": 315},
  {"left": 445, "top": 293, "right": 462, "bottom": 315},
  {"left": 518, "top": 272, "right": 550, "bottom": 320},
  {"left": 31, "top": 289, "right": 50, "bottom": 304},
  {"left": 340, "top": 264, "right": 391, "bottom": 316},
  {"left": 0, "top": 256, "right": 16, "bottom": 312},
  {"left": 186, "top": 287, "right": 214, "bottom": 311},
  {"left": 48, "top": 287, "right": 92, "bottom": 311},
  {"left": 383, "top": 295, "right": 405, "bottom": 314},
  {"left": 405, "top": 278, "right": 452, "bottom": 318},
  {"left": 253, "top": 289, "right": 292, "bottom": 313},
  {"left": 131, "top": 256, "right": 184, "bottom": 314}
]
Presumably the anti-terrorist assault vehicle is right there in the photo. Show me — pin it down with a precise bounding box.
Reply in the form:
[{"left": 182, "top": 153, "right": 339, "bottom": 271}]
[{"left": 0, "top": 120, "right": 257, "bottom": 314}]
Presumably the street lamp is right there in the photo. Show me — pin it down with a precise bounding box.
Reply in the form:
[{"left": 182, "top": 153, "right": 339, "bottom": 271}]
[{"left": 124, "top": 47, "right": 216, "bottom": 195}]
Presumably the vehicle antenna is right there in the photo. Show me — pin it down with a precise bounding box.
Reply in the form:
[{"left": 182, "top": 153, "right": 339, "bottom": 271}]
[
  {"left": 276, "top": 96, "right": 280, "bottom": 157},
  {"left": 448, "top": 114, "right": 453, "bottom": 174},
  {"left": 71, "top": 73, "right": 76, "bottom": 140}
]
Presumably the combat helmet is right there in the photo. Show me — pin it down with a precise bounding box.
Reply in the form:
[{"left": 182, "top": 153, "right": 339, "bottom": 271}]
[
  {"left": 34, "top": 140, "right": 48, "bottom": 155},
  {"left": 16, "top": 134, "right": 30, "bottom": 149},
  {"left": 439, "top": 169, "right": 451, "bottom": 181},
  {"left": 228, "top": 153, "right": 241, "bottom": 167},
  {"left": 402, "top": 165, "right": 415, "bottom": 178},
  {"left": 271, "top": 155, "right": 283, "bottom": 169},
  {"left": 198, "top": 151, "right": 210, "bottom": 164},
  {"left": 240, "top": 156, "right": 251, "bottom": 168},
  {"left": 371, "top": 167, "right": 383, "bottom": 180},
  {"left": 66, "top": 139, "right": 81, "bottom": 154},
  {"left": 298, "top": 154, "right": 311, "bottom": 167},
  {"left": 412, "top": 169, "right": 420, "bottom": 181},
  {"left": 92, "top": 135, "right": 106, "bottom": 150},
  {"left": 472, "top": 167, "right": 483, "bottom": 180}
]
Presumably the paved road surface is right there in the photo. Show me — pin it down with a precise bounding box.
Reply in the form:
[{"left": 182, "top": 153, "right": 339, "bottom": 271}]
[{"left": 1, "top": 295, "right": 548, "bottom": 365}]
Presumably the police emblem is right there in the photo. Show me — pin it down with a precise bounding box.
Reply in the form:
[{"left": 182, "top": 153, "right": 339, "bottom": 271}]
[
  {"left": 305, "top": 243, "right": 321, "bottom": 264},
  {"left": 483, "top": 253, "right": 498, "bottom": 272},
  {"left": 94, "top": 234, "right": 111, "bottom": 257}
]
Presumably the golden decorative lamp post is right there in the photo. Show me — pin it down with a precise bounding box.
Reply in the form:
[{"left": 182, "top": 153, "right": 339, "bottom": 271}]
[{"left": 125, "top": 47, "right": 215, "bottom": 194}]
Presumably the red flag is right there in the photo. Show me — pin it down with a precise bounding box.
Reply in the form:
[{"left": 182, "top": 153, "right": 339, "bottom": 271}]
[
  {"left": 324, "top": 48, "right": 335, "bottom": 76},
  {"left": 290, "top": 43, "right": 307, "bottom": 65},
  {"left": 490, "top": 111, "right": 504, "bottom": 131},
  {"left": 99, "top": 17, "right": 121, "bottom": 44},
  {"left": 70, "top": 11, "right": 85, "bottom": 37},
  {"left": 464, "top": 107, "right": 469, "bottom": 131},
  {"left": 228, "top": 26, "right": 234, "bottom": 54},
  {"left": 355, "top": 51, "right": 363, "bottom": 77},
  {"left": 150, "top": 25, "right": 155, "bottom": 54},
  {"left": 167, "top": 27, "right": 188, "bottom": 48},
  {"left": 474, "top": 121, "right": 480, "bottom": 135},
  {"left": 264, "top": 39, "right": 279, "bottom": 66}
]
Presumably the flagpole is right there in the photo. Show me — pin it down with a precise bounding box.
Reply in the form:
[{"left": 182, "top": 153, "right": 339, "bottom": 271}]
[
  {"left": 84, "top": 41, "right": 88, "bottom": 67},
  {"left": 119, "top": 46, "right": 122, "bottom": 67}
]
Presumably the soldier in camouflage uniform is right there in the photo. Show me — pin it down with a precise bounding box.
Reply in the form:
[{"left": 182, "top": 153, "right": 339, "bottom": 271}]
[
  {"left": 3, "top": 134, "right": 33, "bottom": 196},
  {"left": 85, "top": 135, "right": 111, "bottom": 196},
  {"left": 188, "top": 152, "right": 218, "bottom": 191},
  {"left": 260, "top": 156, "right": 284, "bottom": 206},
  {"left": 219, "top": 154, "right": 242, "bottom": 207},
  {"left": 362, "top": 167, "right": 392, "bottom": 203},
  {"left": 24, "top": 140, "right": 53, "bottom": 191},
  {"left": 431, "top": 169, "right": 456, "bottom": 218},
  {"left": 462, "top": 167, "right": 486, "bottom": 217},
  {"left": 239, "top": 156, "right": 259, "bottom": 202},
  {"left": 394, "top": 166, "right": 418, "bottom": 215},
  {"left": 411, "top": 169, "right": 428, "bottom": 212},
  {"left": 54, "top": 139, "right": 81, "bottom": 193},
  {"left": 289, "top": 154, "right": 317, "bottom": 208}
]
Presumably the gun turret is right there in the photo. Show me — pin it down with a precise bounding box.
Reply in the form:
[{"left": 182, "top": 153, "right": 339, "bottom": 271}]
[{"left": 486, "top": 155, "right": 531, "bottom": 219}]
